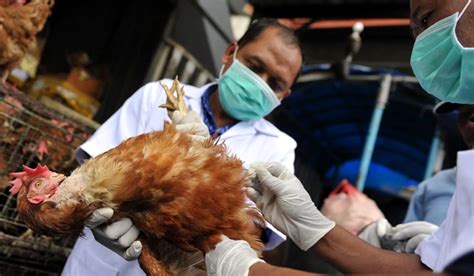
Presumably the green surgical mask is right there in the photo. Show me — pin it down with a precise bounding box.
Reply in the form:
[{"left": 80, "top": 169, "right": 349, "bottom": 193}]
[
  {"left": 410, "top": 0, "right": 474, "bottom": 104},
  {"left": 218, "top": 48, "right": 280, "bottom": 121}
]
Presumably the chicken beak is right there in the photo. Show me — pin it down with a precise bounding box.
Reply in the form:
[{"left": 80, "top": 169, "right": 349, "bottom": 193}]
[{"left": 28, "top": 195, "right": 46, "bottom": 205}]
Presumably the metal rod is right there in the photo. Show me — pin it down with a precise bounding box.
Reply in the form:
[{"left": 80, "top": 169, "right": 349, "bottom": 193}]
[
  {"left": 356, "top": 74, "right": 392, "bottom": 191},
  {"left": 297, "top": 72, "right": 419, "bottom": 84},
  {"left": 424, "top": 127, "right": 441, "bottom": 180},
  {"left": 347, "top": 75, "right": 418, "bottom": 83}
]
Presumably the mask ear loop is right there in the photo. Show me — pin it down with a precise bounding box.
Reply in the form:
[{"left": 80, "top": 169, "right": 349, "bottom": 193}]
[
  {"left": 218, "top": 65, "right": 225, "bottom": 78},
  {"left": 219, "top": 46, "right": 239, "bottom": 78},
  {"left": 233, "top": 46, "right": 239, "bottom": 60},
  {"left": 460, "top": 0, "right": 472, "bottom": 18},
  {"left": 453, "top": 0, "right": 473, "bottom": 49}
]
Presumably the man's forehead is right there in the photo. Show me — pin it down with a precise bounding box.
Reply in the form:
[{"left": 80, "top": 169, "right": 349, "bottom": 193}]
[
  {"left": 243, "top": 27, "right": 302, "bottom": 65},
  {"left": 253, "top": 26, "right": 290, "bottom": 45}
]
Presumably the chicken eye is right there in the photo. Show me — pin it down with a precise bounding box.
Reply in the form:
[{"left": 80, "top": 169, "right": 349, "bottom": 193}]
[{"left": 34, "top": 181, "right": 42, "bottom": 188}]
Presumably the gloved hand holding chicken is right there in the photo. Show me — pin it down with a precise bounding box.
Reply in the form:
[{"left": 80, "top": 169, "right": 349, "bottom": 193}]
[
  {"left": 358, "top": 219, "right": 438, "bottom": 253},
  {"left": 8, "top": 79, "right": 263, "bottom": 276}
]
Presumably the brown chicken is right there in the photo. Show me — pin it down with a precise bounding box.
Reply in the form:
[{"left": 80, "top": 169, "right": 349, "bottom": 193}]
[
  {"left": 9, "top": 79, "right": 263, "bottom": 275},
  {"left": 0, "top": 0, "right": 54, "bottom": 82}
]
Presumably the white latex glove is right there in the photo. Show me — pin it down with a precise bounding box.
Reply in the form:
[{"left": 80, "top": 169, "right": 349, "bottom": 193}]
[
  {"left": 170, "top": 110, "right": 210, "bottom": 142},
  {"left": 358, "top": 219, "right": 438, "bottom": 253},
  {"left": 85, "top": 207, "right": 142, "bottom": 260},
  {"left": 205, "top": 236, "right": 264, "bottom": 276},
  {"left": 358, "top": 218, "right": 392, "bottom": 248},
  {"left": 247, "top": 162, "right": 336, "bottom": 251},
  {"left": 390, "top": 221, "right": 438, "bottom": 253}
]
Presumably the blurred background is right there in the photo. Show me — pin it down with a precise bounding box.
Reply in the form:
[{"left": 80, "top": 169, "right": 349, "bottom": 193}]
[{"left": 0, "top": 0, "right": 465, "bottom": 274}]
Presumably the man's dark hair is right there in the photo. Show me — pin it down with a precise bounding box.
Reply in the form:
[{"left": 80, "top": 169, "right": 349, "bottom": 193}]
[{"left": 237, "top": 18, "right": 303, "bottom": 62}]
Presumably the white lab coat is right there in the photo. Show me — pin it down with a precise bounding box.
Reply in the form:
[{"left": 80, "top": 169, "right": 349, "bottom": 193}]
[
  {"left": 415, "top": 150, "right": 474, "bottom": 272},
  {"left": 62, "top": 79, "right": 296, "bottom": 276}
]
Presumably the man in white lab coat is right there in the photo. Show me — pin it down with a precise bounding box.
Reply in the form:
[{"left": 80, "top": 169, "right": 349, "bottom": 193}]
[{"left": 62, "top": 18, "right": 303, "bottom": 275}]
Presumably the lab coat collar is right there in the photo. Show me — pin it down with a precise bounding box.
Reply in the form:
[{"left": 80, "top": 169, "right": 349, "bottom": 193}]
[
  {"left": 221, "top": 120, "right": 256, "bottom": 139},
  {"left": 186, "top": 82, "right": 216, "bottom": 99},
  {"left": 221, "top": 119, "right": 280, "bottom": 139}
]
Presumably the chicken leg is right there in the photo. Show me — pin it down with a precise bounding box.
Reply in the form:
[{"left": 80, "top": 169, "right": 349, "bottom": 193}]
[
  {"left": 159, "top": 77, "right": 188, "bottom": 116},
  {"left": 139, "top": 241, "right": 173, "bottom": 276}
]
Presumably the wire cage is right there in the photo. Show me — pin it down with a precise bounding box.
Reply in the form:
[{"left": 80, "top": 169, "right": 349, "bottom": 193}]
[{"left": 0, "top": 86, "right": 96, "bottom": 275}]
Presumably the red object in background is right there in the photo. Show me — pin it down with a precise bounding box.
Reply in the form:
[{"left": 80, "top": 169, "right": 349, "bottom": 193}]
[
  {"left": 329, "top": 179, "right": 359, "bottom": 197},
  {"left": 323, "top": 179, "right": 384, "bottom": 235},
  {"left": 279, "top": 18, "right": 410, "bottom": 30}
]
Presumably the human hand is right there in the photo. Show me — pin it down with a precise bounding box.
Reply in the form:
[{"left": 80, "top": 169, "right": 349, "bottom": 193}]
[
  {"left": 171, "top": 110, "right": 210, "bottom": 142},
  {"left": 358, "top": 218, "right": 392, "bottom": 248},
  {"left": 389, "top": 221, "right": 438, "bottom": 253},
  {"left": 321, "top": 192, "right": 384, "bottom": 235},
  {"left": 247, "top": 162, "right": 335, "bottom": 251},
  {"left": 358, "top": 219, "right": 438, "bottom": 253},
  {"left": 205, "top": 236, "right": 264, "bottom": 276},
  {"left": 85, "top": 207, "right": 142, "bottom": 260}
]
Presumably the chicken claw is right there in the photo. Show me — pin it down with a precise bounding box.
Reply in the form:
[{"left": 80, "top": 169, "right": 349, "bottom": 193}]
[{"left": 160, "top": 77, "right": 188, "bottom": 116}]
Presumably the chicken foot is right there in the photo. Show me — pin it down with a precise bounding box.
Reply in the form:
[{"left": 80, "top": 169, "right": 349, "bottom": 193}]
[{"left": 159, "top": 77, "right": 188, "bottom": 117}]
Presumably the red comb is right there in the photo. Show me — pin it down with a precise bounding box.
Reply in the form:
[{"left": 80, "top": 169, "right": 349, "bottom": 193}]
[
  {"left": 8, "top": 164, "right": 50, "bottom": 195},
  {"left": 329, "top": 179, "right": 359, "bottom": 196},
  {"left": 8, "top": 178, "right": 23, "bottom": 195}
]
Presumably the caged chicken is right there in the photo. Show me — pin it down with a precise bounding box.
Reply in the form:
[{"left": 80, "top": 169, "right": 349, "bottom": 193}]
[
  {"left": 9, "top": 79, "right": 264, "bottom": 275},
  {"left": 0, "top": 0, "right": 54, "bottom": 82},
  {"left": 1, "top": 93, "right": 84, "bottom": 173},
  {"left": 14, "top": 118, "right": 88, "bottom": 170}
]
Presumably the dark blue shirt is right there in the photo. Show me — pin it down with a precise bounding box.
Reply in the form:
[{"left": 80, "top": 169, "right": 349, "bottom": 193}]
[{"left": 201, "top": 85, "right": 234, "bottom": 136}]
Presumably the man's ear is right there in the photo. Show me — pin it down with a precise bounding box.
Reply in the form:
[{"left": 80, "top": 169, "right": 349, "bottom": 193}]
[{"left": 221, "top": 42, "right": 238, "bottom": 64}]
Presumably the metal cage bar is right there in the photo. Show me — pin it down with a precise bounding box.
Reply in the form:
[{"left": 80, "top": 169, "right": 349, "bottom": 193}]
[{"left": 0, "top": 87, "right": 95, "bottom": 274}]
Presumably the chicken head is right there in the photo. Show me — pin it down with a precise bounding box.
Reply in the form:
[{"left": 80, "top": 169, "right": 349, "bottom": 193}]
[{"left": 9, "top": 164, "right": 65, "bottom": 204}]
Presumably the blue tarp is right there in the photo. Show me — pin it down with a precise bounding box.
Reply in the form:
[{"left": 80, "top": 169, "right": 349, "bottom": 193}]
[{"left": 272, "top": 64, "right": 437, "bottom": 196}]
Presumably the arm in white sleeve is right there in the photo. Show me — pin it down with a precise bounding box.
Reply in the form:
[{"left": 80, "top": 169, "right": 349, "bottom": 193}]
[
  {"left": 80, "top": 82, "right": 167, "bottom": 158},
  {"left": 280, "top": 148, "right": 296, "bottom": 174}
]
